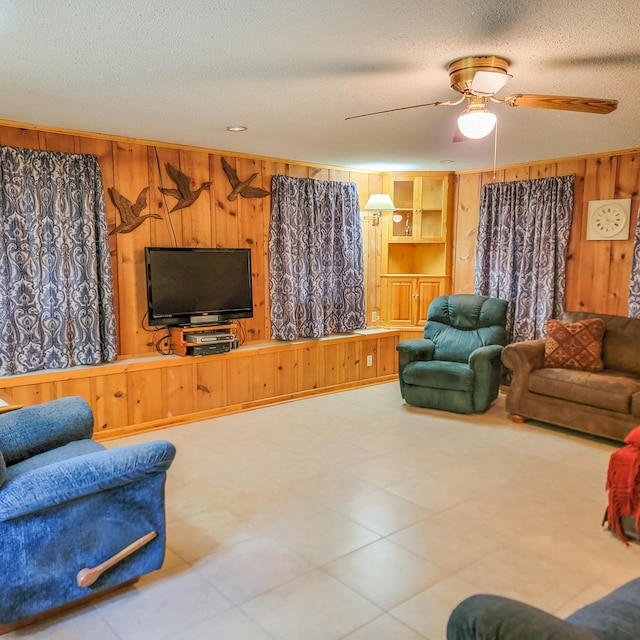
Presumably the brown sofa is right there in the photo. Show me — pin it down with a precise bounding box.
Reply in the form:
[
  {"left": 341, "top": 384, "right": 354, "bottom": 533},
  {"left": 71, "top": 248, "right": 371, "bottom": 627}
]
[{"left": 501, "top": 311, "right": 640, "bottom": 442}]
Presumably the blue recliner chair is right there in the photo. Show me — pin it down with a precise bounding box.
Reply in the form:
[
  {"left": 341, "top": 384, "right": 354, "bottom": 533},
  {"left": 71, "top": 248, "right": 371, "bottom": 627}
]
[
  {"left": 0, "top": 396, "right": 176, "bottom": 630},
  {"left": 396, "top": 294, "right": 508, "bottom": 414}
]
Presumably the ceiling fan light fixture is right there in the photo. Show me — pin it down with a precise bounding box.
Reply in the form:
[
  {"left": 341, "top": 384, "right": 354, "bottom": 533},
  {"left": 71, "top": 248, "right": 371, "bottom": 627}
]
[{"left": 457, "top": 103, "right": 497, "bottom": 140}]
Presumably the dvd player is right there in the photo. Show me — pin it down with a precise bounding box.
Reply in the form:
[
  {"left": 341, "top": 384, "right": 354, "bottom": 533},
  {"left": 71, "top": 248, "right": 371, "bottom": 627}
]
[{"left": 185, "top": 332, "right": 235, "bottom": 345}]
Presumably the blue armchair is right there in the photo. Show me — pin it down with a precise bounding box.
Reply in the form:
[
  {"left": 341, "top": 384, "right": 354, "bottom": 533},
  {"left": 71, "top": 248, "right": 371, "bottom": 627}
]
[
  {"left": 396, "top": 294, "right": 508, "bottom": 414},
  {"left": 0, "top": 396, "right": 176, "bottom": 629}
]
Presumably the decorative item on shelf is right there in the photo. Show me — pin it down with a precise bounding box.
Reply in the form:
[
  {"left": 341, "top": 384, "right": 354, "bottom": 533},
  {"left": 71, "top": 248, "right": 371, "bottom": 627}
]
[
  {"left": 108, "top": 186, "right": 160, "bottom": 235},
  {"left": 363, "top": 193, "right": 395, "bottom": 226},
  {"left": 586, "top": 198, "right": 631, "bottom": 240},
  {"left": 405, "top": 215, "right": 411, "bottom": 236},
  {"left": 159, "top": 163, "right": 212, "bottom": 212},
  {"left": 221, "top": 157, "right": 271, "bottom": 201}
]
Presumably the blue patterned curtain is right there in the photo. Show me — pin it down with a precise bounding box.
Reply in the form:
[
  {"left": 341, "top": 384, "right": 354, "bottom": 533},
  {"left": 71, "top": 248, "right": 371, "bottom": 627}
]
[
  {"left": 629, "top": 213, "right": 640, "bottom": 317},
  {"left": 0, "top": 145, "right": 117, "bottom": 375},
  {"left": 475, "top": 175, "right": 574, "bottom": 343},
  {"left": 269, "top": 175, "right": 365, "bottom": 340}
]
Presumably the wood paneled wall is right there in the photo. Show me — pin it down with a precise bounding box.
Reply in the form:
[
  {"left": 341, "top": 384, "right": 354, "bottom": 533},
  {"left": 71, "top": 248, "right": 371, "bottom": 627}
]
[
  {"left": 452, "top": 150, "right": 640, "bottom": 317},
  {"left": 0, "top": 123, "right": 384, "bottom": 357}
]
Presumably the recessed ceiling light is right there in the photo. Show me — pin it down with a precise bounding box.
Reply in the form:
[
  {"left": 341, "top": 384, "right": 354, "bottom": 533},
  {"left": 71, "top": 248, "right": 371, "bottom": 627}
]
[
  {"left": 226, "top": 126, "right": 248, "bottom": 132},
  {"left": 440, "top": 159, "right": 455, "bottom": 164}
]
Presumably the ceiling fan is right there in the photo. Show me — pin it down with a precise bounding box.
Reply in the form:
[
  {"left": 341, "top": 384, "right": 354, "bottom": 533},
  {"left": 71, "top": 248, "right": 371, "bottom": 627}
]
[{"left": 346, "top": 55, "right": 618, "bottom": 141}]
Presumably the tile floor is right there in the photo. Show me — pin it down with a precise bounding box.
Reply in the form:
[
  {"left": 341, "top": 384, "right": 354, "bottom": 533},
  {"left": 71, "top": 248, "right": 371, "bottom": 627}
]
[{"left": 10, "top": 383, "right": 638, "bottom": 639}]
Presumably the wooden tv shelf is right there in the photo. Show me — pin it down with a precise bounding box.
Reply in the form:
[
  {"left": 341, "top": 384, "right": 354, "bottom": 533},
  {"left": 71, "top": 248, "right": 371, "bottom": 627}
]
[{"left": 169, "top": 324, "right": 237, "bottom": 357}]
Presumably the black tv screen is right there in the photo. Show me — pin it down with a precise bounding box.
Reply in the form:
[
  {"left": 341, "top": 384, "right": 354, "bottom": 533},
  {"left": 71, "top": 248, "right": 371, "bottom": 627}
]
[{"left": 145, "top": 247, "right": 253, "bottom": 327}]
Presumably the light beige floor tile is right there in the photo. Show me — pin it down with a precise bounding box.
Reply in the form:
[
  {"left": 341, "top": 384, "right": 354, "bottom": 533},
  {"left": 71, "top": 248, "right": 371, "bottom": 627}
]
[
  {"left": 240, "top": 569, "right": 382, "bottom": 640},
  {"left": 194, "top": 534, "right": 315, "bottom": 604},
  {"left": 456, "top": 545, "right": 596, "bottom": 613},
  {"left": 342, "top": 613, "right": 427, "bottom": 639},
  {"left": 343, "top": 452, "right": 427, "bottom": 488},
  {"left": 4, "top": 606, "right": 120, "bottom": 640},
  {"left": 506, "top": 519, "right": 633, "bottom": 581},
  {"left": 94, "top": 564, "right": 233, "bottom": 640},
  {"left": 325, "top": 538, "right": 450, "bottom": 610},
  {"left": 389, "top": 510, "right": 501, "bottom": 572},
  {"left": 386, "top": 470, "right": 480, "bottom": 514},
  {"left": 390, "top": 574, "right": 481, "bottom": 640},
  {"left": 270, "top": 509, "right": 380, "bottom": 565},
  {"left": 168, "top": 607, "right": 276, "bottom": 640},
  {"left": 292, "top": 469, "right": 378, "bottom": 508},
  {"left": 334, "top": 489, "right": 432, "bottom": 536},
  {"left": 167, "top": 506, "right": 258, "bottom": 563}
]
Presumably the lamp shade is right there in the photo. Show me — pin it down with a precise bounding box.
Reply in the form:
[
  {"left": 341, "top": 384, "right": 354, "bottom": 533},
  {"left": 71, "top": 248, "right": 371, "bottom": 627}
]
[
  {"left": 457, "top": 109, "right": 497, "bottom": 139},
  {"left": 364, "top": 194, "right": 395, "bottom": 211}
]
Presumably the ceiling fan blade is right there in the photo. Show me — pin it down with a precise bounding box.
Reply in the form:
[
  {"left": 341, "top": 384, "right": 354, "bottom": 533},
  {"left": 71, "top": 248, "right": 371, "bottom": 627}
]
[
  {"left": 501, "top": 94, "right": 618, "bottom": 114},
  {"left": 470, "top": 70, "right": 512, "bottom": 96},
  {"left": 452, "top": 126, "right": 468, "bottom": 143},
  {"left": 345, "top": 99, "right": 460, "bottom": 120}
]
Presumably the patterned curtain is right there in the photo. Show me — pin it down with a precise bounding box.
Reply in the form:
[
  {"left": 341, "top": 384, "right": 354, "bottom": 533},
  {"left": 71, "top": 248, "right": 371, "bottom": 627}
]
[
  {"left": 0, "top": 145, "right": 117, "bottom": 375},
  {"left": 475, "top": 175, "right": 574, "bottom": 343},
  {"left": 269, "top": 175, "right": 365, "bottom": 340},
  {"left": 629, "top": 213, "right": 640, "bottom": 317}
]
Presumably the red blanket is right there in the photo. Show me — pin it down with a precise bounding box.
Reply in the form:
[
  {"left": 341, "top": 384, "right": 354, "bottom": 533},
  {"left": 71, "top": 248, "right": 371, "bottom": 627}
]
[{"left": 606, "top": 429, "right": 640, "bottom": 545}]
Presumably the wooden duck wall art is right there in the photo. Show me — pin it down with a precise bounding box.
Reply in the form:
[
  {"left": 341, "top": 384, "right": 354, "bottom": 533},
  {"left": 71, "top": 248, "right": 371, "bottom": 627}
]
[
  {"left": 221, "top": 157, "right": 270, "bottom": 201},
  {"left": 108, "top": 186, "right": 160, "bottom": 235},
  {"left": 159, "top": 163, "right": 212, "bottom": 212}
]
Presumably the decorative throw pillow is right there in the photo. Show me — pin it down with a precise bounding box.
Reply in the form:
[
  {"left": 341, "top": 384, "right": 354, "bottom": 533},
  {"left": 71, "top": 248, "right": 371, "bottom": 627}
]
[{"left": 544, "top": 318, "right": 605, "bottom": 371}]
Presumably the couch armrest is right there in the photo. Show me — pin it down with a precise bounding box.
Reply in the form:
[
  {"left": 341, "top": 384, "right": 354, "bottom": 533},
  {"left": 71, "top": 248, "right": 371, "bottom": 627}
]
[
  {"left": 469, "top": 344, "right": 504, "bottom": 368},
  {"left": 501, "top": 339, "right": 546, "bottom": 375},
  {"left": 0, "top": 397, "right": 93, "bottom": 466},
  {"left": 396, "top": 339, "right": 435, "bottom": 366},
  {"left": 396, "top": 339, "right": 436, "bottom": 399},
  {"left": 469, "top": 345, "right": 504, "bottom": 412},
  {"left": 0, "top": 440, "right": 176, "bottom": 521},
  {"left": 447, "top": 594, "right": 600, "bottom": 640},
  {"left": 501, "top": 339, "right": 546, "bottom": 416}
]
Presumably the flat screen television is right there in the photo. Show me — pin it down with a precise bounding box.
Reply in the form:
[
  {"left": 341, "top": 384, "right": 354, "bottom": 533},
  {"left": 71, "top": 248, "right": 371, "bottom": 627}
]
[{"left": 144, "top": 247, "right": 253, "bottom": 327}]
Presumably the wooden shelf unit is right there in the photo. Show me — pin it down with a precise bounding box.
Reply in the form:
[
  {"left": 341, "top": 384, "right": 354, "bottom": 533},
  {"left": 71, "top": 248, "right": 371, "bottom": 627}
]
[
  {"left": 169, "top": 324, "right": 237, "bottom": 357},
  {"left": 381, "top": 172, "right": 454, "bottom": 329}
]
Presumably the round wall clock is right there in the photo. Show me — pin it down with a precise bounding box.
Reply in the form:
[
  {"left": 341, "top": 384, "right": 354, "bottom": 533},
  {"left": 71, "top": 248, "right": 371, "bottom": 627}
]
[{"left": 586, "top": 199, "right": 631, "bottom": 240}]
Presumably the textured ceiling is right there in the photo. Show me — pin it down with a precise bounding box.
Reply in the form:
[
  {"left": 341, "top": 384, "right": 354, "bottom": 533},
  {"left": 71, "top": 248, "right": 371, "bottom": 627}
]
[{"left": 1, "top": 0, "right": 639, "bottom": 171}]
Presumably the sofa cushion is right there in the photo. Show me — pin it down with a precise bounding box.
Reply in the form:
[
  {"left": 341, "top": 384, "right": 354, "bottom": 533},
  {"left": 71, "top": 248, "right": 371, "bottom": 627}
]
[
  {"left": 544, "top": 318, "right": 605, "bottom": 371},
  {"left": 403, "top": 361, "right": 474, "bottom": 392},
  {"left": 529, "top": 368, "right": 640, "bottom": 414},
  {"left": 631, "top": 393, "right": 640, "bottom": 419},
  {"left": 563, "top": 311, "right": 640, "bottom": 375}
]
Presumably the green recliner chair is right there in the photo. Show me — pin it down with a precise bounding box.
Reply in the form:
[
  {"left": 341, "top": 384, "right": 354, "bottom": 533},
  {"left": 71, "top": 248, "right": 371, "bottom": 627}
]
[{"left": 396, "top": 294, "right": 508, "bottom": 414}]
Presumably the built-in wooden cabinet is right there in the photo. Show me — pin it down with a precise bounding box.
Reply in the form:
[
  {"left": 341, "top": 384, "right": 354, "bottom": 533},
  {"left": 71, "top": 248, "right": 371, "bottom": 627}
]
[
  {"left": 381, "top": 172, "right": 454, "bottom": 329},
  {"left": 381, "top": 276, "right": 446, "bottom": 327},
  {"left": 0, "top": 331, "right": 400, "bottom": 441}
]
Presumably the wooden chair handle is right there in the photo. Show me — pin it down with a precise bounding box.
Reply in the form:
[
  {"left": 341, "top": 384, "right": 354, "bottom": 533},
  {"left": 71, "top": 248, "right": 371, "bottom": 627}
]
[{"left": 76, "top": 530, "right": 157, "bottom": 588}]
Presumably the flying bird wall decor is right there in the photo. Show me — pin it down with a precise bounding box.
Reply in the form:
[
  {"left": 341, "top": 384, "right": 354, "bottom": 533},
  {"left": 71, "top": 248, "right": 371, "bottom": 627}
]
[
  {"left": 108, "top": 186, "right": 160, "bottom": 235},
  {"left": 221, "top": 157, "right": 271, "bottom": 201},
  {"left": 159, "top": 163, "right": 212, "bottom": 212}
]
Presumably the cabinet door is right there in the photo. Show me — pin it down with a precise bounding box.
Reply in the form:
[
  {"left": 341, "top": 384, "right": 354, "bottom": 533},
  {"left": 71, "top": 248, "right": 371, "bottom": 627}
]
[
  {"left": 417, "top": 178, "right": 445, "bottom": 241},
  {"left": 415, "top": 279, "right": 443, "bottom": 325},
  {"left": 389, "top": 178, "right": 416, "bottom": 239},
  {"left": 383, "top": 277, "right": 414, "bottom": 326}
]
